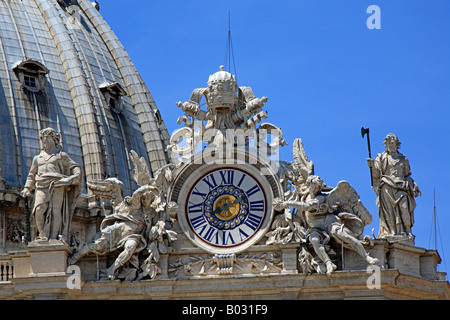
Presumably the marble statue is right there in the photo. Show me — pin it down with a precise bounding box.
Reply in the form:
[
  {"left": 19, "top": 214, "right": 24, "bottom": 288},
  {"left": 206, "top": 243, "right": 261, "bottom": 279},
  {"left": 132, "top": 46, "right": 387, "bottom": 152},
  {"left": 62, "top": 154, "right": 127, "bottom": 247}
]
[
  {"left": 69, "top": 183, "right": 156, "bottom": 279},
  {"left": 68, "top": 151, "right": 177, "bottom": 281},
  {"left": 367, "top": 133, "right": 421, "bottom": 240},
  {"left": 20, "top": 128, "right": 82, "bottom": 243},
  {"left": 269, "top": 138, "right": 378, "bottom": 275}
]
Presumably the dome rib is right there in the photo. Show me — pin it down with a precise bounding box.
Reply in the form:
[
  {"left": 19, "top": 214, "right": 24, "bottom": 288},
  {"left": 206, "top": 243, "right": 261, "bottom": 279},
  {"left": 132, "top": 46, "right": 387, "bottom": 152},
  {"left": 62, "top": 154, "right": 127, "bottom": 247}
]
[
  {"left": 0, "top": 35, "right": 23, "bottom": 186},
  {"left": 79, "top": 0, "right": 170, "bottom": 175},
  {"left": 0, "top": 0, "right": 171, "bottom": 197},
  {"left": 36, "top": 0, "right": 104, "bottom": 183}
]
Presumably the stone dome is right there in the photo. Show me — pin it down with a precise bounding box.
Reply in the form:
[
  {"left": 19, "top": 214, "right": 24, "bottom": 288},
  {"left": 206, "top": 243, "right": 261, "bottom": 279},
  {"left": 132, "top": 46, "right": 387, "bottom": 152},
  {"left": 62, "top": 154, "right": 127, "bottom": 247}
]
[{"left": 0, "top": 0, "right": 170, "bottom": 197}]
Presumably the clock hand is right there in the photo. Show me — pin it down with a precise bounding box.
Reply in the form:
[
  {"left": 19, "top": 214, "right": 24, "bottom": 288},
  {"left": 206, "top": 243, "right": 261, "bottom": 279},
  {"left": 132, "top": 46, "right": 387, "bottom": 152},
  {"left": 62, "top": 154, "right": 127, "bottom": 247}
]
[
  {"left": 213, "top": 205, "right": 225, "bottom": 214},
  {"left": 213, "top": 200, "right": 233, "bottom": 214},
  {"left": 212, "top": 196, "right": 244, "bottom": 214},
  {"left": 231, "top": 197, "right": 244, "bottom": 205}
]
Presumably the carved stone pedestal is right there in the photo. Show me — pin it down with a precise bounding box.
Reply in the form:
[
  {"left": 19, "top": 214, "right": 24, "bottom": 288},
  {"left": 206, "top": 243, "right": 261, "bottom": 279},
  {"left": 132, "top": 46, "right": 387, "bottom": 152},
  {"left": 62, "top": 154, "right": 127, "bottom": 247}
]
[
  {"left": 6, "top": 242, "right": 73, "bottom": 299},
  {"left": 387, "top": 242, "right": 443, "bottom": 280},
  {"left": 342, "top": 239, "right": 389, "bottom": 271},
  {"left": 280, "top": 244, "right": 299, "bottom": 274},
  {"left": 26, "top": 241, "right": 71, "bottom": 277},
  {"left": 339, "top": 239, "right": 444, "bottom": 282}
]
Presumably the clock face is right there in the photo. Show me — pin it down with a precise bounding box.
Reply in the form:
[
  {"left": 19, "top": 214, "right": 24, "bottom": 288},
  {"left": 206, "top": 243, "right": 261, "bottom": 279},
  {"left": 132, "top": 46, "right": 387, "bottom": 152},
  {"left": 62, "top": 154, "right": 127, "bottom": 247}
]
[{"left": 183, "top": 166, "right": 270, "bottom": 254}]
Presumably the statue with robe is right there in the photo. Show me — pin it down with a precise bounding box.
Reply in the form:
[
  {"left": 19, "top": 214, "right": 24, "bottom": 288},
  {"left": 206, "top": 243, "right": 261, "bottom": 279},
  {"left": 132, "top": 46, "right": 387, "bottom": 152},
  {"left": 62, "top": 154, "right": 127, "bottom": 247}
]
[
  {"left": 20, "top": 128, "right": 82, "bottom": 243},
  {"left": 367, "top": 133, "right": 421, "bottom": 240}
]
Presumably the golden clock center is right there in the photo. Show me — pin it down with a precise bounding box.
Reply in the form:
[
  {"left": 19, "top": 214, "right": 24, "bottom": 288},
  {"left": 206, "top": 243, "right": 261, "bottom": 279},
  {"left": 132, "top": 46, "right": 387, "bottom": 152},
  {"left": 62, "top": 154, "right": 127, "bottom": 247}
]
[{"left": 213, "top": 194, "right": 241, "bottom": 221}]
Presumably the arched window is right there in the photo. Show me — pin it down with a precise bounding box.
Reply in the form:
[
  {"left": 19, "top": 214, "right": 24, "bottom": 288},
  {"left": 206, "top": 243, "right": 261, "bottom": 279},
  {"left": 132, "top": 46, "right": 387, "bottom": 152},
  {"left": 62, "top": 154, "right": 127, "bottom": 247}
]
[
  {"left": 99, "top": 82, "right": 127, "bottom": 114},
  {"left": 12, "top": 59, "right": 49, "bottom": 93}
]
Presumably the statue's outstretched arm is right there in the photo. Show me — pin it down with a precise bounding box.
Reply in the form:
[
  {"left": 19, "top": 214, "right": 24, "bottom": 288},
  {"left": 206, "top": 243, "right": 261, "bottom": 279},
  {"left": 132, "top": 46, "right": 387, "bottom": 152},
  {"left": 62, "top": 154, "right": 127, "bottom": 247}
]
[
  {"left": 128, "top": 185, "right": 158, "bottom": 209},
  {"left": 284, "top": 200, "right": 316, "bottom": 211},
  {"left": 274, "top": 198, "right": 318, "bottom": 212}
]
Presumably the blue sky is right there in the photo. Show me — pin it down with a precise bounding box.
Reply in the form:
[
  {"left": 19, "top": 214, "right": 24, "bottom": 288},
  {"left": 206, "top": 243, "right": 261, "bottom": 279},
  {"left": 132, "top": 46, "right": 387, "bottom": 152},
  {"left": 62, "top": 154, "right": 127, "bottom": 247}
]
[{"left": 100, "top": 0, "right": 450, "bottom": 274}]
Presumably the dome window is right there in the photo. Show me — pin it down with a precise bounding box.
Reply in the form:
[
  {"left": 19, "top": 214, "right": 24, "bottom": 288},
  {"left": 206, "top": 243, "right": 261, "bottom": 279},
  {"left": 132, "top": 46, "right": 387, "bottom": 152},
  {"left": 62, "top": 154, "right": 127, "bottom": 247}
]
[
  {"left": 57, "top": 0, "right": 74, "bottom": 8},
  {"left": 154, "top": 109, "right": 162, "bottom": 124},
  {"left": 99, "top": 82, "right": 127, "bottom": 114},
  {"left": 12, "top": 59, "right": 49, "bottom": 93},
  {"left": 24, "top": 75, "right": 38, "bottom": 89}
]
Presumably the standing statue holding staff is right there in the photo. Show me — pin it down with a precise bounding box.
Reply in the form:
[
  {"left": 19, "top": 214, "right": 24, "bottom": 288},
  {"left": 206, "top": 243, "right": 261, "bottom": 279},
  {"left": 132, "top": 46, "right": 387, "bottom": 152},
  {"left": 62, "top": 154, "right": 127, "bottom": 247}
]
[
  {"left": 366, "top": 133, "right": 421, "bottom": 240},
  {"left": 20, "top": 128, "right": 82, "bottom": 243}
]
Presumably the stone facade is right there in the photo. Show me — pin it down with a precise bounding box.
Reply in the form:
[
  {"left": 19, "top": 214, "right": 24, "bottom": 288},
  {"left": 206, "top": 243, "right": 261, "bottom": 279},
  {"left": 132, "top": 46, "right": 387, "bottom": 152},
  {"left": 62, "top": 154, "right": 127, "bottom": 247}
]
[
  {"left": 1, "top": 239, "right": 448, "bottom": 299},
  {"left": 0, "top": 1, "right": 449, "bottom": 301},
  {"left": 0, "top": 0, "right": 169, "bottom": 276}
]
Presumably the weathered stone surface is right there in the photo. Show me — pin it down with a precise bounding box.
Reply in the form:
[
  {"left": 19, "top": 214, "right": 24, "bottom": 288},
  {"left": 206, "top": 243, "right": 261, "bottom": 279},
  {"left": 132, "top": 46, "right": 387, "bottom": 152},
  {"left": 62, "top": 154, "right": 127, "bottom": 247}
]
[
  {"left": 0, "top": 0, "right": 448, "bottom": 302},
  {"left": 367, "top": 133, "right": 421, "bottom": 241}
]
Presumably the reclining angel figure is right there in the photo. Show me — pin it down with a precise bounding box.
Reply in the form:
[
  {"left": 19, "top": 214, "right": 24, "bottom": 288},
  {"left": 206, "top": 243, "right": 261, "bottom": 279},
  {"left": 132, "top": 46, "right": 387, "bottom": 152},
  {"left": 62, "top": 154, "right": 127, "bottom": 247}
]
[
  {"left": 68, "top": 182, "right": 159, "bottom": 279},
  {"left": 273, "top": 139, "right": 378, "bottom": 275},
  {"left": 68, "top": 151, "right": 177, "bottom": 280}
]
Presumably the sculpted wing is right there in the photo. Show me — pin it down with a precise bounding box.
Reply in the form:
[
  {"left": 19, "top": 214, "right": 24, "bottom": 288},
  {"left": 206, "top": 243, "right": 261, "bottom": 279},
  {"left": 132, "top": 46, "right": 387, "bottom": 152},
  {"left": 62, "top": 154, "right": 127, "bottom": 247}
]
[
  {"left": 87, "top": 177, "right": 124, "bottom": 204},
  {"left": 153, "top": 163, "right": 175, "bottom": 187},
  {"left": 292, "top": 138, "right": 314, "bottom": 179},
  {"left": 325, "top": 180, "right": 373, "bottom": 226},
  {"left": 130, "top": 150, "right": 152, "bottom": 187}
]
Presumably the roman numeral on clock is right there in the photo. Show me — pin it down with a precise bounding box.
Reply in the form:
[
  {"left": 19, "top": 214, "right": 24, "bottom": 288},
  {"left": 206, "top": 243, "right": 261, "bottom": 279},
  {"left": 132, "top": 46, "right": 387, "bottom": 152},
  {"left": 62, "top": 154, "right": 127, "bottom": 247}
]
[
  {"left": 238, "top": 228, "right": 249, "bottom": 241},
  {"left": 202, "top": 173, "right": 218, "bottom": 190},
  {"left": 191, "top": 187, "right": 207, "bottom": 199},
  {"left": 188, "top": 201, "right": 203, "bottom": 214},
  {"left": 250, "top": 200, "right": 264, "bottom": 212},
  {"left": 236, "top": 173, "right": 246, "bottom": 187},
  {"left": 244, "top": 213, "right": 263, "bottom": 231},
  {"left": 222, "top": 231, "right": 235, "bottom": 245},
  {"left": 246, "top": 184, "right": 261, "bottom": 197},
  {"left": 219, "top": 170, "right": 234, "bottom": 185},
  {"left": 190, "top": 215, "right": 207, "bottom": 229},
  {"left": 201, "top": 225, "right": 217, "bottom": 242},
  {"left": 197, "top": 226, "right": 236, "bottom": 245}
]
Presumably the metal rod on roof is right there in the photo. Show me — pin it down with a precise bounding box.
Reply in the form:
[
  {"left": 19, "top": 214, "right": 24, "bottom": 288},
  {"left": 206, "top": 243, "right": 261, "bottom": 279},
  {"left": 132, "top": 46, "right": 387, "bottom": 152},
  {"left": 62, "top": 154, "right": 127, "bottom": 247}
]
[{"left": 433, "top": 188, "right": 437, "bottom": 250}]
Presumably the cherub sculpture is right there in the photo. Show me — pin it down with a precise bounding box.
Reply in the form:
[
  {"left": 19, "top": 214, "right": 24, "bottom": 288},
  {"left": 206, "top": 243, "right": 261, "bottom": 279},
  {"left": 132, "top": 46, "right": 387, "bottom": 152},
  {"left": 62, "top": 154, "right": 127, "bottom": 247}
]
[
  {"left": 68, "top": 151, "right": 177, "bottom": 281},
  {"left": 270, "top": 138, "right": 378, "bottom": 275}
]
